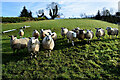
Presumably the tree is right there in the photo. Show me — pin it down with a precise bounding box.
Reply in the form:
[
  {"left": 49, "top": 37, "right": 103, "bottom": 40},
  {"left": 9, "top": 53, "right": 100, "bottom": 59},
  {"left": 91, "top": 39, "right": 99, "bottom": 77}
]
[
  {"left": 102, "top": 8, "right": 111, "bottom": 16},
  {"left": 28, "top": 11, "right": 32, "bottom": 17},
  {"left": 95, "top": 10, "right": 101, "bottom": 20},
  {"left": 19, "top": 6, "right": 32, "bottom": 17},
  {"left": 46, "top": 2, "right": 61, "bottom": 19},
  {"left": 116, "top": 12, "right": 120, "bottom": 16},
  {"left": 36, "top": 9, "right": 44, "bottom": 17}
]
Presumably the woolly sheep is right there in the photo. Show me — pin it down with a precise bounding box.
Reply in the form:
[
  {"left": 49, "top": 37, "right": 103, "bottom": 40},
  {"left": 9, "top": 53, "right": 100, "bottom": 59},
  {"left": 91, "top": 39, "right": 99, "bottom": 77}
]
[
  {"left": 61, "top": 28, "right": 68, "bottom": 38},
  {"left": 42, "top": 33, "right": 55, "bottom": 57},
  {"left": 106, "top": 27, "right": 118, "bottom": 38},
  {"left": 32, "top": 30, "right": 40, "bottom": 38},
  {"left": 51, "top": 32, "right": 57, "bottom": 40},
  {"left": 9, "top": 35, "right": 29, "bottom": 53},
  {"left": 40, "top": 29, "right": 52, "bottom": 39},
  {"left": 72, "top": 27, "right": 80, "bottom": 35},
  {"left": 77, "top": 29, "right": 86, "bottom": 40},
  {"left": 95, "top": 28, "right": 105, "bottom": 40},
  {"left": 27, "top": 37, "right": 40, "bottom": 58},
  {"left": 85, "top": 30, "right": 94, "bottom": 43},
  {"left": 66, "top": 31, "right": 77, "bottom": 46},
  {"left": 18, "top": 29, "right": 24, "bottom": 37}
]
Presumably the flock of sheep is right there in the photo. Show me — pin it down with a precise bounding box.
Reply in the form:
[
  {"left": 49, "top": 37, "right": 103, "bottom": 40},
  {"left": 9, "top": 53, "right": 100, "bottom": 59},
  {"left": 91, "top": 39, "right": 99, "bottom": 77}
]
[{"left": 9, "top": 26, "right": 119, "bottom": 58}]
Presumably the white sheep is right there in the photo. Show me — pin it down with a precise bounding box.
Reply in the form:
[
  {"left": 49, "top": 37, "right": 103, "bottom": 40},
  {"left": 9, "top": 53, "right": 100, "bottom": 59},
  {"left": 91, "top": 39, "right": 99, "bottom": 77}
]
[
  {"left": 61, "top": 28, "right": 68, "bottom": 38},
  {"left": 106, "top": 27, "right": 119, "bottom": 38},
  {"left": 66, "top": 31, "right": 77, "bottom": 46},
  {"left": 27, "top": 37, "right": 40, "bottom": 58},
  {"left": 95, "top": 28, "right": 105, "bottom": 40},
  {"left": 9, "top": 35, "right": 29, "bottom": 53},
  {"left": 40, "top": 29, "right": 52, "bottom": 39},
  {"left": 51, "top": 32, "right": 57, "bottom": 40},
  {"left": 42, "top": 33, "right": 55, "bottom": 57},
  {"left": 77, "top": 29, "right": 86, "bottom": 40},
  {"left": 32, "top": 30, "right": 40, "bottom": 38},
  {"left": 18, "top": 29, "right": 24, "bottom": 37},
  {"left": 85, "top": 30, "right": 94, "bottom": 43}
]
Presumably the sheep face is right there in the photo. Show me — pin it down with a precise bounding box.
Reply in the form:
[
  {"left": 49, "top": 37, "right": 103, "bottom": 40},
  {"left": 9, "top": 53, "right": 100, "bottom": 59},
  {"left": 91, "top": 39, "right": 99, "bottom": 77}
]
[
  {"left": 61, "top": 28, "right": 65, "bottom": 32},
  {"left": 79, "top": 30, "right": 85, "bottom": 34},
  {"left": 87, "top": 30, "right": 91, "bottom": 33},
  {"left": 106, "top": 27, "right": 111, "bottom": 30},
  {"left": 72, "top": 32, "right": 77, "bottom": 38},
  {"left": 29, "top": 37, "right": 36, "bottom": 44},
  {"left": 95, "top": 28, "right": 101, "bottom": 33},
  {"left": 45, "top": 34, "right": 54, "bottom": 41}
]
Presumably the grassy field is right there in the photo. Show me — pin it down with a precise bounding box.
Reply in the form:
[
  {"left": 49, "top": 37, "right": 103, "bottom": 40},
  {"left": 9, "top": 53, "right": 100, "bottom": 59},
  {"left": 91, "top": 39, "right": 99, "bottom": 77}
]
[{"left": 2, "top": 19, "right": 120, "bottom": 79}]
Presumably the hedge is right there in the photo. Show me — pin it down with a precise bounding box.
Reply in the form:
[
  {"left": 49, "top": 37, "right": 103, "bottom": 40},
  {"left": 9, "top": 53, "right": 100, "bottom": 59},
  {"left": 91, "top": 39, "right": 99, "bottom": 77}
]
[{"left": 2, "top": 17, "right": 47, "bottom": 23}]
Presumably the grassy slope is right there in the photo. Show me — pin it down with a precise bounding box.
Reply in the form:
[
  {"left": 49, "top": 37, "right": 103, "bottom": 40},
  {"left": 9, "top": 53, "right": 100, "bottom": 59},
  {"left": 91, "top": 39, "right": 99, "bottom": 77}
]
[{"left": 2, "top": 19, "right": 120, "bottom": 79}]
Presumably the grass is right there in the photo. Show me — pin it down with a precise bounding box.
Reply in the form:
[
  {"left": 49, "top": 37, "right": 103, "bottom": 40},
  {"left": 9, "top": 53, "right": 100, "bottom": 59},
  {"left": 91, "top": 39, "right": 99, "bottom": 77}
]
[{"left": 2, "top": 19, "right": 120, "bottom": 79}]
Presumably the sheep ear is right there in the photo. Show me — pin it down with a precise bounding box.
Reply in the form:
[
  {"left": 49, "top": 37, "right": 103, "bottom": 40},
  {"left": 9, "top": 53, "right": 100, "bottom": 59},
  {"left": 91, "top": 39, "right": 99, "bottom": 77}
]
[
  {"left": 14, "top": 35, "right": 17, "bottom": 37},
  {"left": 28, "top": 37, "right": 31, "bottom": 39},
  {"left": 95, "top": 28, "right": 97, "bottom": 29},
  {"left": 48, "top": 32, "right": 51, "bottom": 35},
  {"left": 99, "top": 28, "right": 101, "bottom": 29},
  {"left": 45, "top": 34, "right": 47, "bottom": 36},
  {"left": 51, "top": 34, "right": 54, "bottom": 37}
]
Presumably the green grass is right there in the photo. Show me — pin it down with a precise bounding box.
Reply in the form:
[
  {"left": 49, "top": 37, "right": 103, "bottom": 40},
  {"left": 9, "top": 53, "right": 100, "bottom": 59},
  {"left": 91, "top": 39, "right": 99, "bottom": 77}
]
[{"left": 2, "top": 19, "right": 120, "bottom": 79}]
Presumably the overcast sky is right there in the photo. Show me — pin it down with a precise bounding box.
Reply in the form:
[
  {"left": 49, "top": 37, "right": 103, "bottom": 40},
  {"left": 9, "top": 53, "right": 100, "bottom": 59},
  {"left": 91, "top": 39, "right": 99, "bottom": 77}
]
[{"left": 1, "top": 0, "right": 120, "bottom": 18}]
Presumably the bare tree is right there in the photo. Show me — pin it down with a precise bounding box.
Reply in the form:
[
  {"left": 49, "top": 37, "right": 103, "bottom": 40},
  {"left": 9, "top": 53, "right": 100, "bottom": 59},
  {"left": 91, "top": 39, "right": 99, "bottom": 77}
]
[
  {"left": 46, "top": 2, "right": 61, "bottom": 19},
  {"left": 36, "top": 9, "right": 44, "bottom": 17}
]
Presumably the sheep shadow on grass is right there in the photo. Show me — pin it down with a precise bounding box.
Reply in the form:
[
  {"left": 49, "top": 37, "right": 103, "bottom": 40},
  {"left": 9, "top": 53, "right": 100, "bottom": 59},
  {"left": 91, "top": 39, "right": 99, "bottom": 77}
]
[{"left": 2, "top": 42, "right": 30, "bottom": 64}]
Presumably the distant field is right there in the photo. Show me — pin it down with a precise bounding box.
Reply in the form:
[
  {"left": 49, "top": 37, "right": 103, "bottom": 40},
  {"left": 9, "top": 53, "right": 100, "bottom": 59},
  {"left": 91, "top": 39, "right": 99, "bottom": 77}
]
[{"left": 2, "top": 19, "right": 120, "bottom": 79}]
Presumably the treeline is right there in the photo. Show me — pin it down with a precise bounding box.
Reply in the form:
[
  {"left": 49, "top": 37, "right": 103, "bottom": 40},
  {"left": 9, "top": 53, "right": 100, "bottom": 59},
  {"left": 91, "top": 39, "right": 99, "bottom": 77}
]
[
  {"left": 2, "top": 17, "right": 47, "bottom": 23},
  {"left": 94, "top": 8, "right": 120, "bottom": 24}
]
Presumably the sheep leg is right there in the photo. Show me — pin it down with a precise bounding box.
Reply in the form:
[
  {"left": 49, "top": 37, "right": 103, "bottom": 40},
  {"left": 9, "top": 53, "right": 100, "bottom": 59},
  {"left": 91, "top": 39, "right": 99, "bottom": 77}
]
[
  {"left": 49, "top": 50, "right": 51, "bottom": 56},
  {"left": 46, "top": 50, "right": 48, "bottom": 57},
  {"left": 67, "top": 39, "right": 69, "bottom": 43},
  {"left": 31, "top": 53, "right": 33, "bottom": 58},
  {"left": 89, "top": 39, "right": 90, "bottom": 43},
  {"left": 72, "top": 41, "right": 74, "bottom": 46},
  {"left": 34, "top": 52, "right": 37, "bottom": 58}
]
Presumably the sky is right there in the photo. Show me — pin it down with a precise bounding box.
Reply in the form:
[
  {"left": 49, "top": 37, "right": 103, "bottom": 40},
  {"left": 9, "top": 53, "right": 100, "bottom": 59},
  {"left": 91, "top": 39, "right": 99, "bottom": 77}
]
[{"left": 1, "top": 0, "right": 120, "bottom": 18}]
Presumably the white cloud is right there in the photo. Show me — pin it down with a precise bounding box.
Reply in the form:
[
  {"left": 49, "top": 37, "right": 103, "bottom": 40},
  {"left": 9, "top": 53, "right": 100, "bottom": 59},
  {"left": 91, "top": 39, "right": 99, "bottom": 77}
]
[{"left": 1, "top": 0, "right": 120, "bottom": 2}]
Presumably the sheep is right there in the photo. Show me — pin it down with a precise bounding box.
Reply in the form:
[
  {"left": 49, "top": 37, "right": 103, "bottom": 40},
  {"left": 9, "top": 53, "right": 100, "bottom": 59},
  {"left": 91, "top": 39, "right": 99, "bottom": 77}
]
[
  {"left": 42, "top": 33, "right": 55, "bottom": 57},
  {"left": 27, "top": 37, "right": 40, "bottom": 58},
  {"left": 40, "top": 29, "right": 52, "bottom": 39},
  {"left": 72, "top": 27, "right": 80, "bottom": 35},
  {"left": 77, "top": 29, "right": 86, "bottom": 40},
  {"left": 95, "top": 28, "right": 105, "bottom": 40},
  {"left": 85, "top": 30, "right": 94, "bottom": 43},
  {"left": 61, "top": 28, "right": 68, "bottom": 38},
  {"left": 32, "top": 30, "right": 40, "bottom": 39},
  {"left": 106, "top": 27, "right": 119, "bottom": 38},
  {"left": 9, "top": 35, "right": 29, "bottom": 53},
  {"left": 51, "top": 32, "right": 57, "bottom": 40},
  {"left": 18, "top": 29, "right": 24, "bottom": 37},
  {"left": 66, "top": 31, "right": 77, "bottom": 46}
]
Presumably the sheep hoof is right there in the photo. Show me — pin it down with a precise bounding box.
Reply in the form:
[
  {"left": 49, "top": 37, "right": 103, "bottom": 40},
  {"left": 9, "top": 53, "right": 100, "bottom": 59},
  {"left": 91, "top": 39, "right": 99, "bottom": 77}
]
[{"left": 35, "top": 55, "right": 37, "bottom": 58}]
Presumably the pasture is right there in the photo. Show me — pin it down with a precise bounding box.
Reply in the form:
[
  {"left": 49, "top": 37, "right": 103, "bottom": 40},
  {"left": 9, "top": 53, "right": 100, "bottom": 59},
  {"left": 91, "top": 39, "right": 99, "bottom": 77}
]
[{"left": 2, "top": 19, "right": 120, "bottom": 79}]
